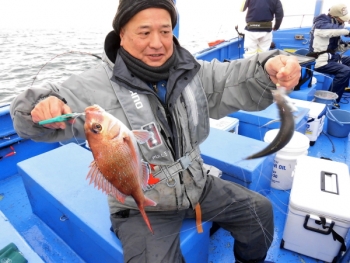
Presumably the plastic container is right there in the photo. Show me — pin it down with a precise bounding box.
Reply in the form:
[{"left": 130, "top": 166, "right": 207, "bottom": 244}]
[
  {"left": 326, "top": 109, "right": 350, "bottom": 138},
  {"left": 209, "top": 117, "right": 239, "bottom": 134},
  {"left": 264, "top": 129, "right": 310, "bottom": 190},
  {"left": 290, "top": 99, "right": 326, "bottom": 146},
  {"left": 313, "top": 90, "right": 338, "bottom": 109},
  {"left": 282, "top": 156, "right": 350, "bottom": 262}
]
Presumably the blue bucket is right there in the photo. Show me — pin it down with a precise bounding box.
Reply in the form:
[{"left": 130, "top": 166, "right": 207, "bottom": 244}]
[
  {"left": 314, "top": 90, "right": 338, "bottom": 109},
  {"left": 326, "top": 109, "right": 350, "bottom": 137}
]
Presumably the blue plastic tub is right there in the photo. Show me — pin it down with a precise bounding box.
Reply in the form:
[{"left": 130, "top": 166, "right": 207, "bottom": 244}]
[{"left": 326, "top": 109, "right": 350, "bottom": 137}]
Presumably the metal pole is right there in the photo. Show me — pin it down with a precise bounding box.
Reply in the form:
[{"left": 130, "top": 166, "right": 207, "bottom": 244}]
[
  {"left": 173, "top": 0, "right": 180, "bottom": 38},
  {"left": 314, "top": 0, "right": 324, "bottom": 17}
]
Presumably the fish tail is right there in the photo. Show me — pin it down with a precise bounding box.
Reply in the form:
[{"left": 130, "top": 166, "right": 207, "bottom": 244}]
[
  {"left": 139, "top": 206, "right": 154, "bottom": 234},
  {"left": 137, "top": 197, "right": 156, "bottom": 234}
]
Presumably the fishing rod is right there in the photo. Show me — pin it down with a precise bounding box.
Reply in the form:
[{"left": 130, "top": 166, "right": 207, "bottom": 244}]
[
  {"left": 234, "top": 25, "right": 245, "bottom": 58},
  {"left": 235, "top": 25, "right": 245, "bottom": 38}
]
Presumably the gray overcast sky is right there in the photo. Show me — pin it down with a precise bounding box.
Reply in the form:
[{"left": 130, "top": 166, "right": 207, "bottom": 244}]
[{"left": 0, "top": 0, "right": 118, "bottom": 30}]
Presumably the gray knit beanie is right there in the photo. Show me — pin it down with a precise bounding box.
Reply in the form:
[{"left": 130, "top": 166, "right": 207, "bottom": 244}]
[{"left": 112, "top": 0, "right": 178, "bottom": 36}]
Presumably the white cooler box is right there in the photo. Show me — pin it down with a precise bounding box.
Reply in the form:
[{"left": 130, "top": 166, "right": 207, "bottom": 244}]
[
  {"left": 290, "top": 98, "right": 326, "bottom": 146},
  {"left": 282, "top": 156, "right": 350, "bottom": 262}
]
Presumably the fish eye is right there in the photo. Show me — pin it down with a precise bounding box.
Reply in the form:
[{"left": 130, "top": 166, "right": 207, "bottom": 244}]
[{"left": 91, "top": 123, "right": 102, "bottom": 134}]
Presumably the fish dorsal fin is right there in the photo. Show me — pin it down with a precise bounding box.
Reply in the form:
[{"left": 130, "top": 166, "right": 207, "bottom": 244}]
[
  {"left": 132, "top": 130, "right": 151, "bottom": 144},
  {"left": 86, "top": 160, "right": 127, "bottom": 204},
  {"left": 141, "top": 160, "right": 150, "bottom": 190}
]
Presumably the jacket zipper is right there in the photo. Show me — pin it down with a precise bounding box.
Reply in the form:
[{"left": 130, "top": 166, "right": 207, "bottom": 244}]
[{"left": 152, "top": 83, "right": 158, "bottom": 93}]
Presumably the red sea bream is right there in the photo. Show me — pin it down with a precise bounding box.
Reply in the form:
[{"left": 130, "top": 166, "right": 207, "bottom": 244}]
[{"left": 84, "top": 105, "right": 156, "bottom": 233}]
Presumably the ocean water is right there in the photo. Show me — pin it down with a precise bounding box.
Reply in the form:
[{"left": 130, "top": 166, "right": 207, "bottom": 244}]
[{"left": 0, "top": 0, "right": 331, "bottom": 105}]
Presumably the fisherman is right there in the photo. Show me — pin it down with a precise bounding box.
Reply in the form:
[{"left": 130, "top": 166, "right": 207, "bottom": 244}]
[
  {"left": 308, "top": 3, "right": 350, "bottom": 108},
  {"left": 10, "top": 0, "right": 301, "bottom": 262},
  {"left": 240, "top": 0, "right": 284, "bottom": 58}
]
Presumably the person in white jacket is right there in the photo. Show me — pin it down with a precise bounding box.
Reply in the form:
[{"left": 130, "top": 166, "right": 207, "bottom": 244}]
[{"left": 309, "top": 3, "right": 350, "bottom": 108}]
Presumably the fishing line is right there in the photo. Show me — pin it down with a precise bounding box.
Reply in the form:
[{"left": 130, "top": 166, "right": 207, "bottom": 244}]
[
  {"left": 234, "top": 25, "right": 245, "bottom": 59},
  {"left": 81, "top": 57, "right": 342, "bottom": 249},
  {"left": 158, "top": 66, "right": 297, "bottom": 239},
  {"left": 266, "top": 66, "right": 341, "bottom": 133},
  {"left": 70, "top": 113, "right": 86, "bottom": 145},
  {"left": 31, "top": 50, "right": 102, "bottom": 87},
  {"left": 254, "top": 77, "right": 273, "bottom": 144},
  {"left": 297, "top": 66, "right": 342, "bottom": 153},
  {"left": 247, "top": 65, "right": 340, "bottom": 218},
  {"left": 156, "top": 194, "right": 274, "bottom": 249},
  {"left": 228, "top": 65, "right": 340, "bottom": 233},
  {"left": 155, "top": 156, "right": 276, "bottom": 241},
  {"left": 65, "top": 55, "right": 337, "bottom": 244},
  {"left": 156, "top": 159, "right": 276, "bottom": 241},
  {"left": 239, "top": 65, "right": 338, "bottom": 216},
  {"left": 239, "top": 159, "right": 291, "bottom": 218},
  {"left": 26, "top": 41, "right": 277, "bottom": 243},
  {"left": 155, "top": 198, "right": 238, "bottom": 240},
  {"left": 241, "top": 163, "right": 292, "bottom": 218},
  {"left": 120, "top": 58, "right": 306, "bottom": 242},
  {"left": 31, "top": 50, "right": 100, "bottom": 144},
  {"left": 321, "top": 131, "right": 336, "bottom": 153}
]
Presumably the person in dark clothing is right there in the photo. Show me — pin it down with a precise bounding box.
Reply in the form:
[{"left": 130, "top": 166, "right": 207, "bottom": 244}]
[
  {"left": 309, "top": 3, "right": 350, "bottom": 108},
  {"left": 241, "top": 0, "right": 284, "bottom": 58},
  {"left": 10, "top": 1, "right": 301, "bottom": 262}
]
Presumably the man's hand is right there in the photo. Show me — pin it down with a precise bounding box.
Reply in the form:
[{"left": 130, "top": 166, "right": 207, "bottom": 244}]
[
  {"left": 264, "top": 55, "right": 301, "bottom": 91},
  {"left": 31, "top": 96, "right": 72, "bottom": 130}
]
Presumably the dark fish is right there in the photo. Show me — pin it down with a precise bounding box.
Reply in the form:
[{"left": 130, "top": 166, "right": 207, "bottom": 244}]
[
  {"left": 84, "top": 105, "right": 157, "bottom": 233},
  {"left": 245, "top": 90, "right": 295, "bottom": 160}
]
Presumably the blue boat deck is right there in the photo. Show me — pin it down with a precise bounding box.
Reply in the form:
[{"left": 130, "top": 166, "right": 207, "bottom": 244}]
[
  {"left": 1, "top": 102, "right": 350, "bottom": 263},
  {"left": 207, "top": 94, "right": 350, "bottom": 263},
  {"left": 1, "top": 136, "right": 348, "bottom": 263},
  {"left": 0, "top": 174, "right": 84, "bottom": 263},
  {"left": 0, "top": 167, "right": 329, "bottom": 263},
  {"left": 1, "top": 92, "right": 350, "bottom": 262}
]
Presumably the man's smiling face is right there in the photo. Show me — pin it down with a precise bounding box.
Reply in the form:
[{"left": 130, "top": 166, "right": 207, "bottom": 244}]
[{"left": 120, "top": 8, "right": 174, "bottom": 67}]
